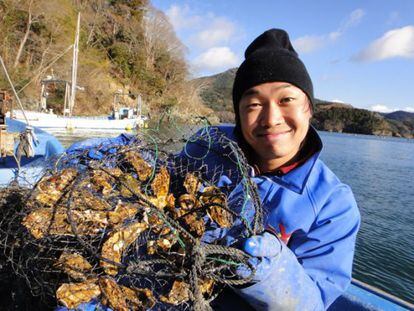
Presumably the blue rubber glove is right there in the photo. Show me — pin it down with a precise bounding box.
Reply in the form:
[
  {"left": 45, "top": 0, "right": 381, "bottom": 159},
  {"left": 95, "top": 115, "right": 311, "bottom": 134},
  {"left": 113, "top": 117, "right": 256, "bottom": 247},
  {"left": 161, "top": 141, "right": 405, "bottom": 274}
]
[
  {"left": 55, "top": 299, "right": 112, "bottom": 311},
  {"left": 236, "top": 231, "right": 282, "bottom": 282}
]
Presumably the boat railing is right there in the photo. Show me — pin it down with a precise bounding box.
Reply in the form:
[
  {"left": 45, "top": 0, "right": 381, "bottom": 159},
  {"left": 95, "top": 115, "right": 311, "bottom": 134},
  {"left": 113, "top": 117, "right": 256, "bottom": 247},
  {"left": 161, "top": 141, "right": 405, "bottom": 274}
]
[{"left": 351, "top": 278, "right": 414, "bottom": 310}]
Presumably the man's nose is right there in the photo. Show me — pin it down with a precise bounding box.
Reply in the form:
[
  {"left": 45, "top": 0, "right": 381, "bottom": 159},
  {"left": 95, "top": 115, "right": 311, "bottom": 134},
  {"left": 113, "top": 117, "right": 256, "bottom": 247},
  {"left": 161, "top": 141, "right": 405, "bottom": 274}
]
[{"left": 260, "top": 102, "right": 283, "bottom": 127}]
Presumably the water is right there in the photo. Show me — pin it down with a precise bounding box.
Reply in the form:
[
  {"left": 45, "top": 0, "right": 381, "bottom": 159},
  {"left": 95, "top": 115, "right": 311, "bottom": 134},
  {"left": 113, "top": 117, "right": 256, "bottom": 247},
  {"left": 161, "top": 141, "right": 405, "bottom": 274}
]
[
  {"left": 51, "top": 128, "right": 414, "bottom": 304},
  {"left": 319, "top": 132, "right": 414, "bottom": 304},
  {"left": 49, "top": 129, "right": 127, "bottom": 148}
]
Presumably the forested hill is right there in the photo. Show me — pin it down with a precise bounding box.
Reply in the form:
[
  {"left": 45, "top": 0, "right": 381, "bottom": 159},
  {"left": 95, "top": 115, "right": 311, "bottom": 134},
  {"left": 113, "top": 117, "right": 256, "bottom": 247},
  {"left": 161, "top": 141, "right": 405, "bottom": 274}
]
[
  {"left": 0, "top": 0, "right": 212, "bottom": 120},
  {"left": 194, "top": 69, "right": 414, "bottom": 138}
]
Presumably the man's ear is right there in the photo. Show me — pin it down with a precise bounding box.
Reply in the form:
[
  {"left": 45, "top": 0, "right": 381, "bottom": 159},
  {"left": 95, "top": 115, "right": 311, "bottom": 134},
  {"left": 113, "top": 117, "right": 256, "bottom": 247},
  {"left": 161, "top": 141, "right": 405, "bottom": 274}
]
[{"left": 304, "top": 97, "right": 313, "bottom": 116}]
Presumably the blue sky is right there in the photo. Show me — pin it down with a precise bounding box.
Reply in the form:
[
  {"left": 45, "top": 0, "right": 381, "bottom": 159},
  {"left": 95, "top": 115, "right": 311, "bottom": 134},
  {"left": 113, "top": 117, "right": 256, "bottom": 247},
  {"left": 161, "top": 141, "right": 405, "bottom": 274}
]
[{"left": 151, "top": 0, "right": 414, "bottom": 112}]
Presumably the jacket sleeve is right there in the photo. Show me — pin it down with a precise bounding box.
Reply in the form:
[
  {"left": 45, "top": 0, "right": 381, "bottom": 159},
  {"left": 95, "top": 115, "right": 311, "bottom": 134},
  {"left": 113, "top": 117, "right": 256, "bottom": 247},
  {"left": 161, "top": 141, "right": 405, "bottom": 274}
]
[{"left": 236, "top": 184, "right": 360, "bottom": 311}]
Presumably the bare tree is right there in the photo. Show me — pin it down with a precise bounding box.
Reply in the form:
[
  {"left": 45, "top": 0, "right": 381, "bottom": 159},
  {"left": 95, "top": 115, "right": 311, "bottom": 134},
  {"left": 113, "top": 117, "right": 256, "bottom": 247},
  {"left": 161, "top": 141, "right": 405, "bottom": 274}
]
[
  {"left": 13, "top": 0, "right": 35, "bottom": 68},
  {"left": 142, "top": 6, "right": 187, "bottom": 70}
]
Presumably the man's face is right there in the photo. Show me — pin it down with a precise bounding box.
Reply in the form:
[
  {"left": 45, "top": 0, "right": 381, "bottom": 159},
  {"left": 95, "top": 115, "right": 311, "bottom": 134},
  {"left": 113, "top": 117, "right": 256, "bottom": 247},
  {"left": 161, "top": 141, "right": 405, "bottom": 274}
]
[{"left": 239, "top": 81, "right": 312, "bottom": 171}]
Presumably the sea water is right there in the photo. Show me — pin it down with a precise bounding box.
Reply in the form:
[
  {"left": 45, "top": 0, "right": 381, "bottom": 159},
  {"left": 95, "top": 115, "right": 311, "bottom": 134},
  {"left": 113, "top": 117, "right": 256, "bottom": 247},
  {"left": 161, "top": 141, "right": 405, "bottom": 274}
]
[{"left": 319, "top": 132, "right": 414, "bottom": 304}]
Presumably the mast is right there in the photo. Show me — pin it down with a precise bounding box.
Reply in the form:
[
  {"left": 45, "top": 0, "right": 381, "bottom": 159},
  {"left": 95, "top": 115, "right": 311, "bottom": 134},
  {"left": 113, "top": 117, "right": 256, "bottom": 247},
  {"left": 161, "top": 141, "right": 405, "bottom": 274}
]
[{"left": 69, "top": 12, "right": 80, "bottom": 117}]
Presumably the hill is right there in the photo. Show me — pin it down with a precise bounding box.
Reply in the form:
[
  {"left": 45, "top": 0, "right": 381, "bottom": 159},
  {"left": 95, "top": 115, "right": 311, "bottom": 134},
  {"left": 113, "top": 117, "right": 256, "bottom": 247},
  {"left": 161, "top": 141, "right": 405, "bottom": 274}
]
[
  {"left": 0, "top": 0, "right": 212, "bottom": 121},
  {"left": 381, "top": 111, "right": 414, "bottom": 129},
  {"left": 195, "top": 69, "right": 413, "bottom": 138}
]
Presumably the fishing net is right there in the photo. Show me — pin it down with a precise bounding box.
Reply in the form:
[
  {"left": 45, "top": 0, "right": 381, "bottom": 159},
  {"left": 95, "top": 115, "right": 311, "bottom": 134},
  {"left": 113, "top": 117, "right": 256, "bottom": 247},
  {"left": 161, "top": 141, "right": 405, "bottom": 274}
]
[{"left": 0, "top": 118, "right": 263, "bottom": 311}]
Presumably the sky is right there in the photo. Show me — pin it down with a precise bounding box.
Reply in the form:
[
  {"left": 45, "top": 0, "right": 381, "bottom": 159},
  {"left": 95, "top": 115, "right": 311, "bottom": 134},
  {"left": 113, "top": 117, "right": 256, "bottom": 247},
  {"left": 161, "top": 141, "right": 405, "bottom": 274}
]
[{"left": 151, "top": 0, "right": 414, "bottom": 113}]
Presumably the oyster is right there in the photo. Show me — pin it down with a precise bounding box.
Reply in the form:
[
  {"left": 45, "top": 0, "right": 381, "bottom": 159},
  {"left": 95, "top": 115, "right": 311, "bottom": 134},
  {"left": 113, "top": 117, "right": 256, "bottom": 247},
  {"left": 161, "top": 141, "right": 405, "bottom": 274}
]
[
  {"left": 178, "top": 194, "right": 199, "bottom": 211},
  {"left": 147, "top": 232, "right": 178, "bottom": 255},
  {"left": 100, "top": 222, "right": 148, "bottom": 275},
  {"left": 99, "top": 277, "right": 129, "bottom": 311},
  {"left": 183, "top": 173, "right": 201, "bottom": 195},
  {"left": 149, "top": 166, "right": 170, "bottom": 209},
  {"left": 33, "top": 168, "right": 77, "bottom": 206},
  {"left": 156, "top": 233, "right": 177, "bottom": 251},
  {"left": 56, "top": 252, "right": 92, "bottom": 281},
  {"left": 119, "top": 173, "right": 142, "bottom": 198},
  {"left": 123, "top": 150, "right": 152, "bottom": 181},
  {"left": 160, "top": 280, "right": 190, "bottom": 305},
  {"left": 146, "top": 212, "right": 172, "bottom": 235},
  {"left": 166, "top": 193, "right": 176, "bottom": 209},
  {"left": 22, "top": 208, "right": 109, "bottom": 239},
  {"left": 72, "top": 190, "right": 111, "bottom": 211},
  {"left": 56, "top": 279, "right": 100, "bottom": 309},
  {"left": 108, "top": 202, "right": 139, "bottom": 226},
  {"left": 89, "top": 169, "right": 116, "bottom": 196},
  {"left": 182, "top": 213, "right": 205, "bottom": 238},
  {"left": 199, "top": 278, "right": 214, "bottom": 295},
  {"left": 201, "top": 186, "right": 232, "bottom": 228},
  {"left": 100, "top": 277, "right": 155, "bottom": 311},
  {"left": 122, "top": 286, "right": 155, "bottom": 310}
]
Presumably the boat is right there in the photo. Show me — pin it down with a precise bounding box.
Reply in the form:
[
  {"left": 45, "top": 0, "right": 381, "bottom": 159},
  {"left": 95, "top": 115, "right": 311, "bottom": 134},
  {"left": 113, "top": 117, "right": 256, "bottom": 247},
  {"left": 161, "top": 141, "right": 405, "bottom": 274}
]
[
  {"left": 329, "top": 279, "right": 413, "bottom": 310},
  {"left": 10, "top": 104, "right": 148, "bottom": 131},
  {"left": 10, "top": 13, "right": 148, "bottom": 132}
]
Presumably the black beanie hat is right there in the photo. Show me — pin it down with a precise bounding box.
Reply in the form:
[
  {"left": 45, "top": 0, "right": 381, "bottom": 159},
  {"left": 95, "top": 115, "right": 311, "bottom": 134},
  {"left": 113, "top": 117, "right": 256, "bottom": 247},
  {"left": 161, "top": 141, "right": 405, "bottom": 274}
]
[{"left": 233, "top": 29, "right": 314, "bottom": 126}]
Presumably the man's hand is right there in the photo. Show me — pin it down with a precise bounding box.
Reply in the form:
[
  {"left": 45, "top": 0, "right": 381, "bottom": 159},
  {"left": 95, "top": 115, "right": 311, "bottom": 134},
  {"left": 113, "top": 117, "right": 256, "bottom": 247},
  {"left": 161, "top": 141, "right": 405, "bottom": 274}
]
[{"left": 236, "top": 231, "right": 282, "bottom": 282}]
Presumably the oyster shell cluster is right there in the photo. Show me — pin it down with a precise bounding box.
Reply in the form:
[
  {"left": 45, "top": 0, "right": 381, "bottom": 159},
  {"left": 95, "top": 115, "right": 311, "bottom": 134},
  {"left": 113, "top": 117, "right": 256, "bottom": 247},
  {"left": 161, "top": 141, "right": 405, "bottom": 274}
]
[{"left": 21, "top": 148, "right": 234, "bottom": 310}]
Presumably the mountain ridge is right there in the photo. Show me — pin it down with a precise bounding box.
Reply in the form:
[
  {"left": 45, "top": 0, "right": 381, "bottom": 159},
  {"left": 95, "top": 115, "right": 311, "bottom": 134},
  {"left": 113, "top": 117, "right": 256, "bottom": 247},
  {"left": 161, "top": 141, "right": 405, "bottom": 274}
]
[{"left": 195, "top": 68, "right": 414, "bottom": 138}]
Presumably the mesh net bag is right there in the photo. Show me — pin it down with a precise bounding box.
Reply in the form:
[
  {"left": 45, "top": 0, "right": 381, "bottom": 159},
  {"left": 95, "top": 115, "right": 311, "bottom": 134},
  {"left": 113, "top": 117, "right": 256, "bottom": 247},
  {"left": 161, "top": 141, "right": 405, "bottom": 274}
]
[{"left": 0, "top": 119, "right": 263, "bottom": 311}]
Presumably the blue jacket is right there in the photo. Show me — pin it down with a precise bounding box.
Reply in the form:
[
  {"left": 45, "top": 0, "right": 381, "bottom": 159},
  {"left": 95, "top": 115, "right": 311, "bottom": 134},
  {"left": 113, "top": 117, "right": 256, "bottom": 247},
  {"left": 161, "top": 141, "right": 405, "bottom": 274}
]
[
  {"left": 63, "top": 125, "right": 360, "bottom": 311},
  {"left": 182, "top": 125, "right": 360, "bottom": 310}
]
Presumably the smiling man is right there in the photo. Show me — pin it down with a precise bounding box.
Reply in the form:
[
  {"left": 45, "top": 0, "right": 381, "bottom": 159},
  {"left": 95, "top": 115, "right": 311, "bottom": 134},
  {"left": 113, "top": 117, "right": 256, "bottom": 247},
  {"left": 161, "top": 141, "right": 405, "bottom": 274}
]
[
  {"left": 60, "top": 29, "right": 360, "bottom": 311},
  {"left": 238, "top": 82, "right": 312, "bottom": 172},
  {"left": 202, "top": 29, "right": 361, "bottom": 310}
]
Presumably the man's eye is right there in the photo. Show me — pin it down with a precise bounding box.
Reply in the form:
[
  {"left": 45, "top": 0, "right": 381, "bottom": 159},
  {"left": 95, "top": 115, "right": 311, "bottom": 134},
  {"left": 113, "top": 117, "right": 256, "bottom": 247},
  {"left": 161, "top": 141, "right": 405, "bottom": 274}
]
[
  {"left": 280, "top": 97, "right": 295, "bottom": 104},
  {"left": 247, "top": 103, "right": 261, "bottom": 108}
]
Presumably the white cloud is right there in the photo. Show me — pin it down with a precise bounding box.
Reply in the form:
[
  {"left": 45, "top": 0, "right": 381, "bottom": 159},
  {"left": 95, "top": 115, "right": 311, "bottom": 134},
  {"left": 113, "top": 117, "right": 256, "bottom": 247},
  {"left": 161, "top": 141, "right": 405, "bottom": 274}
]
[
  {"left": 342, "top": 9, "right": 365, "bottom": 29},
  {"left": 165, "top": 4, "right": 202, "bottom": 30},
  {"left": 293, "top": 35, "right": 325, "bottom": 53},
  {"left": 354, "top": 26, "right": 414, "bottom": 62},
  {"left": 331, "top": 99, "right": 345, "bottom": 103},
  {"left": 293, "top": 9, "right": 365, "bottom": 54},
  {"left": 165, "top": 4, "right": 240, "bottom": 51},
  {"left": 190, "top": 17, "right": 236, "bottom": 49},
  {"left": 192, "top": 47, "right": 239, "bottom": 72},
  {"left": 371, "top": 105, "right": 414, "bottom": 113},
  {"left": 371, "top": 105, "right": 394, "bottom": 113}
]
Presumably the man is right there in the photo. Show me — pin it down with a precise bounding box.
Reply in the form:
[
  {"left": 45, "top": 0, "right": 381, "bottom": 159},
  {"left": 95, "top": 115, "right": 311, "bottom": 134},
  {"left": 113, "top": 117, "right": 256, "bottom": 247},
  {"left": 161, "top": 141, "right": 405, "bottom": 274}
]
[
  {"left": 184, "top": 29, "right": 360, "bottom": 310},
  {"left": 62, "top": 29, "right": 359, "bottom": 311}
]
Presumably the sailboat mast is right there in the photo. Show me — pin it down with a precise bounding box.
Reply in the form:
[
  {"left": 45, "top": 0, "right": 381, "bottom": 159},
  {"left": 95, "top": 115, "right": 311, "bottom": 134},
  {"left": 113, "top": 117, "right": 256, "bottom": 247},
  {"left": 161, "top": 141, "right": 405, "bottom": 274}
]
[{"left": 69, "top": 13, "right": 80, "bottom": 117}]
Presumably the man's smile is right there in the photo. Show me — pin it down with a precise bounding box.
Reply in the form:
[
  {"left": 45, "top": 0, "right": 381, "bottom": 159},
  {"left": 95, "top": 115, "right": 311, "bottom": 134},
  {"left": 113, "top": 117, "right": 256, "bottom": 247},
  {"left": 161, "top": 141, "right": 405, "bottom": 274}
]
[{"left": 256, "top": 129, "right": 293, "bottom": 141}]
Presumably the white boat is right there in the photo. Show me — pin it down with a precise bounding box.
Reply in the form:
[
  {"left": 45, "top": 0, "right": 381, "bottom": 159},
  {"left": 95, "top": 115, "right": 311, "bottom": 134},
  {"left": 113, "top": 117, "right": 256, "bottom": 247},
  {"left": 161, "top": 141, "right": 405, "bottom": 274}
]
[{"left": 10, "top": 109, "right": 148, "bottom": 131}]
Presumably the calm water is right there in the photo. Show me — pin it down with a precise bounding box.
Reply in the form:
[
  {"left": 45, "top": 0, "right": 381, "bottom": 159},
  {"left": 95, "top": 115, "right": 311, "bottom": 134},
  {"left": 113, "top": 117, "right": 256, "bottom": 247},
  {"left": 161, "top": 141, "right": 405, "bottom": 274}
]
[
  {"left": 51, "top": 128, "right": 414, "bottom": 304},
  {"left": 319, "top": 132, "right": 414, "bottom": 304}
]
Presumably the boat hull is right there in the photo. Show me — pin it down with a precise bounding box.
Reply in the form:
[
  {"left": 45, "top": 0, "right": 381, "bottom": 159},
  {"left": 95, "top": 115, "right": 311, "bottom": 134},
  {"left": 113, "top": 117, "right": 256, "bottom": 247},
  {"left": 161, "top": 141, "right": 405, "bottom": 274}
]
[{"left": 11, "top": 111, "right": 146, "bottom": 130}]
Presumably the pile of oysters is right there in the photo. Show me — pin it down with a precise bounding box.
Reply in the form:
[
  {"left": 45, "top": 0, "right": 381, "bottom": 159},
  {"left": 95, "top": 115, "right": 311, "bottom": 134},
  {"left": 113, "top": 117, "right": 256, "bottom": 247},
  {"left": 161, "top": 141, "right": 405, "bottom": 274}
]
[{"left": 21, "top": 147, "right": 235, "bottom": 310}]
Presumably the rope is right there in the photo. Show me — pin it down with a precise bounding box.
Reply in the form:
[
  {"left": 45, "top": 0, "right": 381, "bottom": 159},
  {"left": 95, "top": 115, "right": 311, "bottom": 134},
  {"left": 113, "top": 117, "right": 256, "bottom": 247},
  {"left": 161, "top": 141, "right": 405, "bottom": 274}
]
[{"left": 0, "top": 55, "right": 30, "bottom": 125}]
